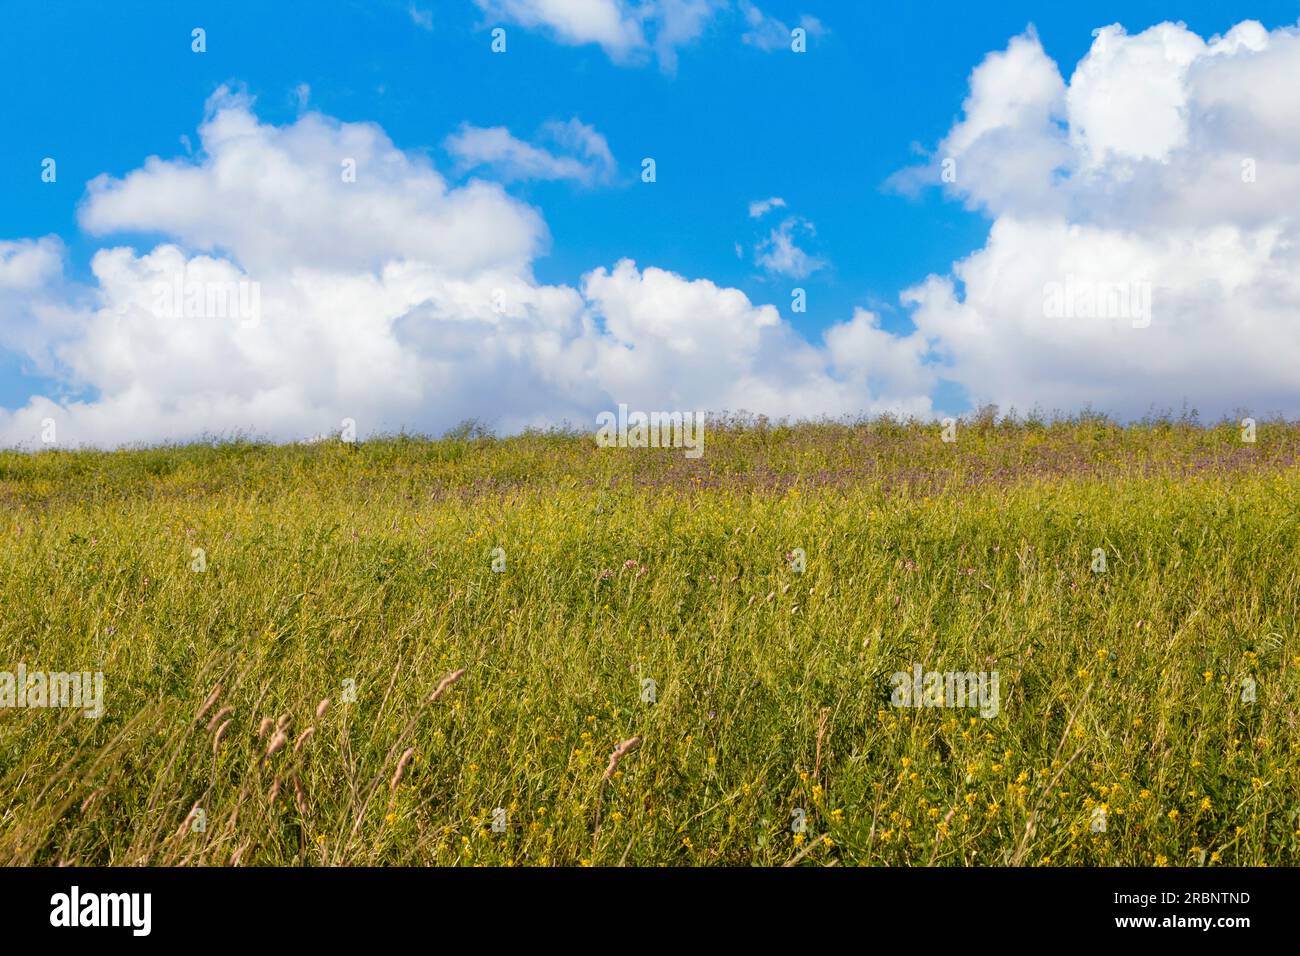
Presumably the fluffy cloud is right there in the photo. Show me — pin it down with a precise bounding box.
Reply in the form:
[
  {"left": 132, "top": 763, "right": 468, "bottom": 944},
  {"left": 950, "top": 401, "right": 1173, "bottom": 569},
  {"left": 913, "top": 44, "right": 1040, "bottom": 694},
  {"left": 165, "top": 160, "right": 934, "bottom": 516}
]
[
  {"left": 0, "top": 89, "right": 926, "bottom": 447},
  {"left": 897, "top": 19, "right": 1300, "bottom": 418},
  {"left": 0, "top": 237, "right": 80, "bottom": 378},
  {"left": 748, "top": 196, "right": 785, "bottom": 218},
  {"left": 473, "top": 0, "right": 725, "bottom": 70},
  {"left": 739, "top": 1, "right": 826, "bottom": 52},
  {"left": 6, "top": 18, "right": 1300, "bottom": 447},
  {"left": 80, "top": 89, "right": 545, "bottom": 278},
  {"left": 475, "top": 0, "right": 645, "bottom": 57},
  {"left": 0, "top": 237, "right": 64, "bottom": 292},
  {"left": 755, "top": 216, "right": 824, "bottom": 279},
  {"left": 445, "top": 118, "right": 617, "bottom": 185}
]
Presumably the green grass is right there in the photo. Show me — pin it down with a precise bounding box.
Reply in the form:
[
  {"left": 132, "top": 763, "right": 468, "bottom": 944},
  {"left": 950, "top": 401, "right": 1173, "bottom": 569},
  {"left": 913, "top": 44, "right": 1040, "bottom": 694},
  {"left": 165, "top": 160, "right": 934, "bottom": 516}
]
[{"left": 1, "top": 416, "right": 1297, "bottom": 866}]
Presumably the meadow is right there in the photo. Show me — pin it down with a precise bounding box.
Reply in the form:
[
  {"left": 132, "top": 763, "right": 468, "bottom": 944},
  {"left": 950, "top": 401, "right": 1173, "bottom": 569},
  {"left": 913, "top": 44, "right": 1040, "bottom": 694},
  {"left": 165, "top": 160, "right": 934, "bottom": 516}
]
[{"left": 1, "top": 414, "right": 1297, "bottom": 866}]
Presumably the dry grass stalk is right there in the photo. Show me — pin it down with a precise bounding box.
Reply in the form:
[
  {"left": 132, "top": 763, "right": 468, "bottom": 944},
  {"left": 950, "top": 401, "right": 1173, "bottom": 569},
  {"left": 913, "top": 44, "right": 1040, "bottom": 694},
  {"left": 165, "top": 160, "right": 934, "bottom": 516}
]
[
  {"left": 195, "top": 684, "right": 223, "bottom": 722},
  {"left": 206, "top": 706, "right": 233, "bottom": 732},
  {"left": 428, "top": 668, "right": 466, "bottom": 703},
  {"left": 594, "top": 736, "right": 643, "bottom": 846},
  {"left": 212, "top": 719, "right": 232, "bottom": 754},
  {"left": 391, "top": 747, "right": 415, "bottom": 792},
  {"left": 175, "top": 804, "right": 201, "bottom": 840},
  {"left": 264, "top": 730, "right": 288, "bottom": 761},
  {"left": 293, "top": 726, "right": 315, "bottom": 753},
  {"left": 604, "top": 736, "right": 642, "bottom": 781}
]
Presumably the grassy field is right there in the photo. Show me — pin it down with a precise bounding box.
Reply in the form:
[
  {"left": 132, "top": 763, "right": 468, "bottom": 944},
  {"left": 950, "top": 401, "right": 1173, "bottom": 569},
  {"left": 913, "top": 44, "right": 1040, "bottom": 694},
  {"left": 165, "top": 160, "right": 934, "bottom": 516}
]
[{"left": 1, "top": 415, "right": 1298, "bottom": 866}]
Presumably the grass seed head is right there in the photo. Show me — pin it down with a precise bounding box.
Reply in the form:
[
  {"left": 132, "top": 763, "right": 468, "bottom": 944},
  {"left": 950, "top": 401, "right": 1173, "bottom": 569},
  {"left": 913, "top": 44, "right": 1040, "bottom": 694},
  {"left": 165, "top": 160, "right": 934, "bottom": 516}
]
[
  {"left": 206, "top": 706, "right": 233, "bottom": 732},
  {"left": 212, "top": 719, "right": 232, "bottom": 754},
  {"left": 604, "top": 736, "right": 642, "bottom": 781},
  {"left": 196, "top": 684, "right": 223, "bottom": 722},
  {"left": 428, "top": 668, "right": 466, "bottom": 703},
  {"left": 293, "top": 774, "right": 309, "bottom": 817},
  {"left": 265, "top": 730, "right": 288, "bottom": 758},
  {"left": 391, "top": 747, "right": 415, "bottom": 791}
]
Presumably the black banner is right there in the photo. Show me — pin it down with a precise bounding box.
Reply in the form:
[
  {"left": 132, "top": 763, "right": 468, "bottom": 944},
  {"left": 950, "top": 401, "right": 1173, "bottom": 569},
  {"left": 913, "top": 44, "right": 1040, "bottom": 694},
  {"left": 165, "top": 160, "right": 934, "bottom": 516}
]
[{"left": 0, "top": 866, "right": 1285, "bottom": 942}]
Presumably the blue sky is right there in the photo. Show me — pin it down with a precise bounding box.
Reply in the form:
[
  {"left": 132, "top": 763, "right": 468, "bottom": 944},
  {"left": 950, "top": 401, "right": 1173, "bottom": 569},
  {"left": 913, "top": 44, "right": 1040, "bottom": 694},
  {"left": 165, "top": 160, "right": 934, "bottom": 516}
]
[{"left": 2, "top": 1, "right": 1299, "bottom": 442}]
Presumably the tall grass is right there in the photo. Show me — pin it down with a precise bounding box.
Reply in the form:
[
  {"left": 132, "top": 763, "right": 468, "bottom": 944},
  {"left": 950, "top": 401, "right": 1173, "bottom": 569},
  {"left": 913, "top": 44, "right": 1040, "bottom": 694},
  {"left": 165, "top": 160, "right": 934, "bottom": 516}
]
[{"left": 0, "top": 417, "right": 1297, "bottom": 865}]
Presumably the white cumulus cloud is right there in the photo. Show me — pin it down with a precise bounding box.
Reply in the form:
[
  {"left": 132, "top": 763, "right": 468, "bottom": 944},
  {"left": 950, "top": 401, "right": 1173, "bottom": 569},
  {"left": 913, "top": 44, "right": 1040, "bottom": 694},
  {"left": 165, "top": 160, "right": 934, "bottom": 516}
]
[
  {"left": 473, "top": 0, "right": 725, "bottom": 71},
  {"left": 739, "top": 1, "right": 826, "bottom": 52},
  {"left": 0, "top": 90, "right": 927, "bottom": 447},
  {"left": 748, "top": 196, "right": 786, "bottom": 218},
  {"left": 895, "top": 19, "right": 1300, "bottom": 419},
  {"left": 445, "top": 118, "right": 617, "bottom": 185},
  {"left": 755, "top": 216, "right": 825, "bottom": 279}
]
